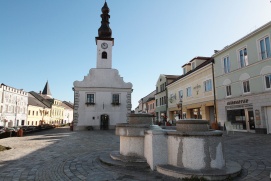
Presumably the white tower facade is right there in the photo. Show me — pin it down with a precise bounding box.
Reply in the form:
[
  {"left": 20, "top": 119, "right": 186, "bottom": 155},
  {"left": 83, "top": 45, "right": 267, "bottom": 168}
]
[
  {"left": 96, "top": 40, "right": 113, "bottom": 69},
  {"left": 73, "top": 2, "right": 133, "bottom": 130}
]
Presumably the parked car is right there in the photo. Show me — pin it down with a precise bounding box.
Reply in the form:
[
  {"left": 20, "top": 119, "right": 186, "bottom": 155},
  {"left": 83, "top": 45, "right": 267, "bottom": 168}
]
[
  {"left": 21, "top": 126, "right": 32, "bottom": 133},
  {"left": 5, "top": 127, "right": 17, "bottom": 136},
  {"left": 28, "top": 126, "right": 39, "bottom": 132},
  {"left": 0, "top": 126, "right": 6, "bottom": 139},
  {"left": 0, "top": 126, "right": 5, "bottom": 134}
]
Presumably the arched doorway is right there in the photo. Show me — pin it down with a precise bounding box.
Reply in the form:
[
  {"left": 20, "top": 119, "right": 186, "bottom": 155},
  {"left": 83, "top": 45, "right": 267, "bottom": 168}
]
[{"left": 100, "top": 114, "right": 109, "bottom": 130}]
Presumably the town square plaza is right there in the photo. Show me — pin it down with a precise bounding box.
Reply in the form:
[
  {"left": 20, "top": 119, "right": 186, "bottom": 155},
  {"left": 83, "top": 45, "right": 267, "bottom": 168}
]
[{"left": 0, "top": 127, "right": 271, "bottom": 181}]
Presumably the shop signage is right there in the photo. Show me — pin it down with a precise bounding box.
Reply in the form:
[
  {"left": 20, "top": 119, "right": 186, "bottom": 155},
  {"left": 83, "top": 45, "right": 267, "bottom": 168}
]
[
  {"left": 193, "top": 84, "right": 201, "bottom": 95},
  {"left": 227, "top": 99, "right": 248, "bottom": 105}
]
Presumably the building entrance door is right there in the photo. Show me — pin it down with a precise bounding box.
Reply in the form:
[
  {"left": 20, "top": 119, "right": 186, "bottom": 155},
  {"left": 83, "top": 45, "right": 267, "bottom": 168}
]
[
  {"left": 267, "top": 107, "right": 271, "bottom": 134},
  {"left": 100, "top": 114, "right": 109, "bottom": 130}
]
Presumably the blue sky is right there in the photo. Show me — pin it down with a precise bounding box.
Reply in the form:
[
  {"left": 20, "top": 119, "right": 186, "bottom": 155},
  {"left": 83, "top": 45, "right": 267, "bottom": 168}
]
[{"left": 1, "top": 0, "right": 271, "bottom": 110}]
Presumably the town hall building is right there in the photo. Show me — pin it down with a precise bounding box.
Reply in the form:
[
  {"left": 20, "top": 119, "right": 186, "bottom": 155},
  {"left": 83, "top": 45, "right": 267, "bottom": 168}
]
[{"left": 73, "top": 2, "right": 133, "bottom": 130}]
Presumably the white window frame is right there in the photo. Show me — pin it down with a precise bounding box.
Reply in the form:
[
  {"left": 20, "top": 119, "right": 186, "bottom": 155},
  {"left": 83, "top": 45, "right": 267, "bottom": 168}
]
[
  {"left": 237, "top": 46, "right": 248, "bottom": 68},
  {"left": 258, "top": 35, "right": 271, "bottom": 60},
  {"left": 86, "top": 93, "right": 95, "bottom": 104},
  {"left": 186, "top": 87, "right": 192, "bottom": 97},
  {"left": 226, "top": 85, "right": 231, "bottom": 97},
  {"left": 204, "top": 79, "right": 212, "bottom": 92},
  {"left": 222, "top": 55, "right": 230, "bottom": 74},
  {"left": 242, "top": 80, "right": 250, "bottom": 94},
  {"left": 112, "top": 93, "right": 120, "bottom": 104},
  {"left": 264, "top": 74, "right": 271, "bottom": 90}
]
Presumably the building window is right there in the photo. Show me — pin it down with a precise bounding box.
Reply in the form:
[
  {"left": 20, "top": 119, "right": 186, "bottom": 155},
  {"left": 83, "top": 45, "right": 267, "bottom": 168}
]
[
  {"left": 192, "top": 62, "right": 196, "bottom": 70},
  {"left": 178, "top": 90, "right": 183, "bottom": 101},
  {"left": 239, "top": 47, "right": 248, "bottom": 68},
  {"left": 243, "top": 80, "right": 250, "bottom": 93},
  {"left": 265, "top": 74, "right": 271, "bottom": 89},
  {"left": 223, "top": 56, "right": 230, "bottom": 73},
  {"left": 156, "top": 99, "right": 157, "bottom": 106},
  {"left": 159, "top": 97, "right": 162, "bottom": 106},
  {"left": 204, "top": 79, "right": 212, "bottom": 92},
  {"left": 183, "top": 68, "right": 186, "bottom": 74},
  {"left": 112, "top": 94, "right": 120, "bottom": 105},
  {"left": 226, "top": 85, "right": 232, "bottom": 97},
  {"left": 186, "top": 87, "right": 192, "bottom": 97},
  {"left": 259, "top": 36, "right": 271, "bottom": 60},
  {"left": 86, "top": 94, "right": 95, "bottom": 105},
  {"left": 102, "top": 51, "right": 107, "bottom": 59}
]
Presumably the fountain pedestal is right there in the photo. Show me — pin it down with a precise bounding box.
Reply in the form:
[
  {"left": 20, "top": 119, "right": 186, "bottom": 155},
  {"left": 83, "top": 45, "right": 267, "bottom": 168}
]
[
  {"left": 156, "top": 119, "right": 241, "bottom": 180},
  {"left": 113, "top": 114, "right": 160, "bottom": 163}
]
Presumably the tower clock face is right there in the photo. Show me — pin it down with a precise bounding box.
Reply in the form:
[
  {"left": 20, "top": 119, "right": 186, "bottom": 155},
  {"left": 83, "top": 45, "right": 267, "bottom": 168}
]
[{"left": 101, "top": 42, "right": 108, "bottom": 49}]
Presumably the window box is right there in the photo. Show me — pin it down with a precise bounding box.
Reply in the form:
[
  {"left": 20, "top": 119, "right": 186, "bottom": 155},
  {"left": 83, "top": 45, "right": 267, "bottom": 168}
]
[
  {"left": 85, "top": 102, "right": 95, "bottom": 106},
  {"left": 111, "top": 102, "right": 120, "bottom": 106}
]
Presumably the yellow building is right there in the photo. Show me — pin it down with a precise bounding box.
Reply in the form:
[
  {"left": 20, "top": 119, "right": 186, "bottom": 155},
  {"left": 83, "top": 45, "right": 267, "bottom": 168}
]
[
  {"left": 49, "top": 99, "right": 64, "bottom": 125},
  {"left": 27, "top": 93, "right": 51, "bottom": 125},
  {"left": 28, "top": 81, "right": 65, "bottom": 125},
  {"left": 167, "top": 57, "right": 216, "bottom": 125}
]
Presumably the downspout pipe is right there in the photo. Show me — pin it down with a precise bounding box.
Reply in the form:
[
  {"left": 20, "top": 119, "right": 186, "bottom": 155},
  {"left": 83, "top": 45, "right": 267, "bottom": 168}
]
[{"left": 211, "top": 58, "right": 218, "bottom": 124}]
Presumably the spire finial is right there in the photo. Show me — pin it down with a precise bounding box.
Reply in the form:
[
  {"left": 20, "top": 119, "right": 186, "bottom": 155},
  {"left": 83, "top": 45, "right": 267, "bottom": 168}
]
[{"left": 98, "top": 1, "right": 112, "bottom": 38}]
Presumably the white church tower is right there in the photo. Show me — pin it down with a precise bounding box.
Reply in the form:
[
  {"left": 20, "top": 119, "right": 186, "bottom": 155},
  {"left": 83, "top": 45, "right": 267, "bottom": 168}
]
[{"left": 73, "top": 2, "right": 133, "bottom": 130}]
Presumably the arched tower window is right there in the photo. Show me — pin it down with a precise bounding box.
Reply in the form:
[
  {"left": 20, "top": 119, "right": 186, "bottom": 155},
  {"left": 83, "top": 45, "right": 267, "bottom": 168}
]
[{"left": 102, "top": 51, "right": 107, "bottom": 59}]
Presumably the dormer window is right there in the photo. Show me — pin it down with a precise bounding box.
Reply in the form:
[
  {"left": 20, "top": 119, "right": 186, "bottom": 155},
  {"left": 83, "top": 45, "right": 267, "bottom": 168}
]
[
  {"left": 102, "top": 51, "right": 107, "bottom": 59},
  {"left": 183, "top": 67, "right": 186, "bottom": 74},
  {"left": 192, "top": 62, "right": 196, "bottom": 70}
]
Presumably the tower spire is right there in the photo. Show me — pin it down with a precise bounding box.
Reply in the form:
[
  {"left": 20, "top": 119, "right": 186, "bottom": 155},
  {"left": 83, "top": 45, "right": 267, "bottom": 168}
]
[
  {"left": 42, "top": 80, "right": 52, "bottom": 98},
  {"left": 98, "top": 1, "right": 112, "bottom": 38}
]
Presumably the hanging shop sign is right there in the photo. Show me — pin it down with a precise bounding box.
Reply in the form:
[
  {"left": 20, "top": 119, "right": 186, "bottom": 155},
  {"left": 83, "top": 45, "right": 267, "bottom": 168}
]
[{"left": 227, "top": 99, "right": 248, "bottom": 105}]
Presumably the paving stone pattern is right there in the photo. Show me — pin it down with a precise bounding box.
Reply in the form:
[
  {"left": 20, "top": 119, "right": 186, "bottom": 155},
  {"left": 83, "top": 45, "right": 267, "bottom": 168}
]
[{"left": 0, "top": 128, "right": 270, "bottom": 181}]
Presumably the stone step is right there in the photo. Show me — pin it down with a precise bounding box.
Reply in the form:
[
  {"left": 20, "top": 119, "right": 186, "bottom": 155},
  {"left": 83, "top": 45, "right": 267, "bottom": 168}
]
[
  {"left": 156, "top": 161, "right": 241, "bottom": 181},
  {"left": 99, "top": 151, "right": 150, "bottom": 170}
]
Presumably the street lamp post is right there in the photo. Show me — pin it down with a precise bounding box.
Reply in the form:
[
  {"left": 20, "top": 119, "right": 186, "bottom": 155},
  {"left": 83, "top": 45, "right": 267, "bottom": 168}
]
[{"left": 177, "top": 100, "right": 183, "bottom": 119}]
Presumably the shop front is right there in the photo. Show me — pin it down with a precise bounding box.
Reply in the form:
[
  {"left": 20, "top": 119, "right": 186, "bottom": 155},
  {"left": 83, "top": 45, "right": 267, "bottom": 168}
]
[
  {"left": 168, "top": 107, "right": 181, "bottom": 125},
  {"left": 226, "top": 105, "right": 255, "bottom": 132},
  {"left": 218, "top": 98, "right": 256, "bottom": 133},
  {"left": 182, "top": 101, "right": 215, "bottom": 124}
]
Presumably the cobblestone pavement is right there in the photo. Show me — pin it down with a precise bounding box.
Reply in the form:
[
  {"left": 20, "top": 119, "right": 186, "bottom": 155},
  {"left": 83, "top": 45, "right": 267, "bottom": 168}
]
[{"left": 0, "top": 127, "right": 270, "bottom": 181}]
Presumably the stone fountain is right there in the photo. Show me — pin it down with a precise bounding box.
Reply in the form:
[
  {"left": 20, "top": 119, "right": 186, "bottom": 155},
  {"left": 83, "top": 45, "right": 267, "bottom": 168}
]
[
  {"left": 111, "top": 114, "right": 160, "bottom": 164},
  {"left": 156, "top": 119, "right": 241, "bottom": 180},
  {"left": 100, "top": 117, "right": 241, "bottom": 180}
]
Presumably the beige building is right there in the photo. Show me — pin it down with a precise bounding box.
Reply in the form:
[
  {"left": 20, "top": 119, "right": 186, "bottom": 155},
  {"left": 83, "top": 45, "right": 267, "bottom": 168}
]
[
  {"left": 27, "top": 93, "right": 51, "bottom": 125},
  {"left": 155, "top": 74, "right": 179, "bottom": 124},
  {"left": 167, "top": 57, "right": 216, "bottom": 125},
  {"left": 29, "top": 81, "right": 65, "bottom": 125},
  {"left": 135, "top": 90, "right": 156, "bottom": 115}
]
